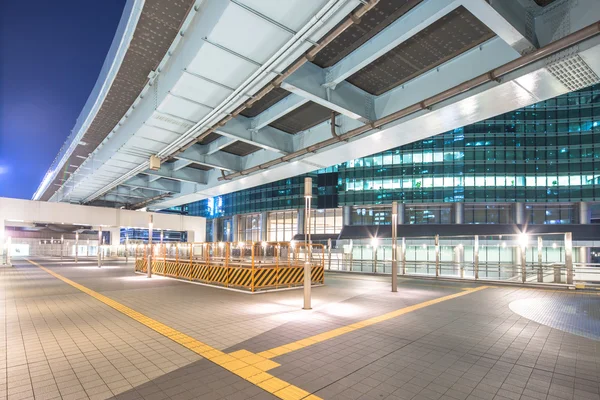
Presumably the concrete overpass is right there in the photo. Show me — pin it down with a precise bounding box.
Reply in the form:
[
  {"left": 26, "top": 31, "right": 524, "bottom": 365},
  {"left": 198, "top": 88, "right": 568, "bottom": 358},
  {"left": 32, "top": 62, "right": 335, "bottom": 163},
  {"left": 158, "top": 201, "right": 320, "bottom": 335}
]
[
  {"left": 33, "top": 0, "right": 600, "bottom": 210},
  {"left": 0, "top": 197, "right": 206, "bottom": 244}
]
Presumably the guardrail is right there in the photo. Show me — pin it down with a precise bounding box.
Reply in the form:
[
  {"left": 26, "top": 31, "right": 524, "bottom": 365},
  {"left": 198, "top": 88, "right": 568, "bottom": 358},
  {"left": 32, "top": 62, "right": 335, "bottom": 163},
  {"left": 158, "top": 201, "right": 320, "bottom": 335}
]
[{"left": 134, "top": 241, "right": 325, "bottom": 292}]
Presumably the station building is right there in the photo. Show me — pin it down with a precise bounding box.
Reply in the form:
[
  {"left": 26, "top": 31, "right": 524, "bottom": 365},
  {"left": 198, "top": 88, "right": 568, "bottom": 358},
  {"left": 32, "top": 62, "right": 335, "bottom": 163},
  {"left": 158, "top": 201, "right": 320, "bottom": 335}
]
[{"left": 162, "top": 84, "right": 600, "bottom": 271}]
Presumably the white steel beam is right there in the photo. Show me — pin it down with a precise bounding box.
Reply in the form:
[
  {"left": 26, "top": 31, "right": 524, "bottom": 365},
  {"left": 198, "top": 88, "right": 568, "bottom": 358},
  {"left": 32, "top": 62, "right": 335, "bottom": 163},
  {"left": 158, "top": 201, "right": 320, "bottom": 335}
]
[
  {"left": 174, "top": 145, "right": 241, "bottom": 172},
  {"left": 142, "top": 165, "right": 208, "bottom": 184},
  {"left": 203, "top": 135, "right": 237, "bottom": 155},
  {"left": 121, "top": 176, "right": 181, "bottom": 193},
  {"left": 249, "top": 93, "right": 308, "bottom": 130},
  {"left": 467, "top": 0, "right": 537, "bottom": 54},
  {"left": 282, "top": 62, "right": 375, "bottom": 122},
  {"left": 213, "top": 117, "right": 293, "bottom": 155}
]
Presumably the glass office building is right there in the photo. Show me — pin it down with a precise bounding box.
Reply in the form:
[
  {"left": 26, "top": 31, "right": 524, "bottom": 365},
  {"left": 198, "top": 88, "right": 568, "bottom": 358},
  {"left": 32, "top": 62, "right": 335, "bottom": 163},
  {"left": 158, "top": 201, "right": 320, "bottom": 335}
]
[{"left": 172, "top": 84, "right": 599, "bottom": 264}]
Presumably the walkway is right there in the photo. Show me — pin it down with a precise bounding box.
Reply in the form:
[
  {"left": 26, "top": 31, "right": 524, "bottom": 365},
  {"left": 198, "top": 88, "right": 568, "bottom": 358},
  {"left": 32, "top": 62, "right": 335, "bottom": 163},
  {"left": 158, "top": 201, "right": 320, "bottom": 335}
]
[{"left": 0, "top": 258, "right": 599, "bottom": 400}]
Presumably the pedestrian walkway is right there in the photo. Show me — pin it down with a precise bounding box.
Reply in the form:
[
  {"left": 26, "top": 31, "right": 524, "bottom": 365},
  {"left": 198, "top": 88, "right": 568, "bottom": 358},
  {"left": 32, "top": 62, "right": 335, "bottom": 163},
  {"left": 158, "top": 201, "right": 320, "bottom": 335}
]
[{"left": 1, "top": 258, "right": 599, "bottom": 400}]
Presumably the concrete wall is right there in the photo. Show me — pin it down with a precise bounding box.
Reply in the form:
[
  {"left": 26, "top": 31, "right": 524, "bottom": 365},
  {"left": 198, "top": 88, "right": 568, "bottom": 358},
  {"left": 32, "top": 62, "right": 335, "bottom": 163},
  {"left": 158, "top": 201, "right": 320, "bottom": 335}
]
[{"left": 0, "top": 197, "right": 206, "bottom": 241}]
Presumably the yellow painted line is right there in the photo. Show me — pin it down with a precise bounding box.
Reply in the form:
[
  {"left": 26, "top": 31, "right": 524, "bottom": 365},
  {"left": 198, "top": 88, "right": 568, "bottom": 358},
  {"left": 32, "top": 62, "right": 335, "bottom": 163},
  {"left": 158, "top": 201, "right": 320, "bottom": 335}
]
[
  {"left": 258, "top": 286, "right": 489, "bottom": 359},
  {"left": 26, "top": 259, "right": 320, "bottom": 400}
]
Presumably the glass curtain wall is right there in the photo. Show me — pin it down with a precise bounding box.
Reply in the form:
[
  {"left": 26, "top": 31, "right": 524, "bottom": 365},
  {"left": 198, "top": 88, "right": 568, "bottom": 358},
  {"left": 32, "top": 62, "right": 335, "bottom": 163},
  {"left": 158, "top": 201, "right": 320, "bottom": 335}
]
[
  {"left": 238, "top": 214, "right": 261, "bottom": 242},
  {"left": 308, "top": 209, "right": 343, "bottom": 234},
  {"left": 267, "top": 211, "right": 298, "bottom": 242}
]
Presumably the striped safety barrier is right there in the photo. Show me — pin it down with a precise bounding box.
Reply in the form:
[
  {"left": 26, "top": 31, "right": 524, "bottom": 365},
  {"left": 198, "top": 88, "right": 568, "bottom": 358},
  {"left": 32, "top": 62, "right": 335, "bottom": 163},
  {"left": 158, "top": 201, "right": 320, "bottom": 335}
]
[{"left": 133, "top": 259, "right": 324, "bottom": 291}]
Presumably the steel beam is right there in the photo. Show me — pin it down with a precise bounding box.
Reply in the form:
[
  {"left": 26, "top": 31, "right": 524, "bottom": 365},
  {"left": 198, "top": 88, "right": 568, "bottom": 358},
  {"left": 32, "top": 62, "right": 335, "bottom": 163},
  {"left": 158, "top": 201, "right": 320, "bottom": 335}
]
[
  {"left": 213, "top": 117, "right": 293, "bottom": 155},
  {"left": 174, "top": 146, "right": 241, "bottom": 172},
  {"left": 108, "top": 186, "right": 155, "bottom": 199},
  {"left": 282, "top": 62, "right": 375, "bottom": 121},
  {"left": 203, "top": 136, "right": 236, "bottom": 155},
  {"left": 121, "top": 176, "right": 181, "bottom": 193},
  {"left": 467, "top": 0, "right": 537, "bottom": 54},
  {"left": 249, "top": 93, "right": 308, "bottom": 130},
  {"left": 142, "top": 165, "right": 208, "bottom": 184}
]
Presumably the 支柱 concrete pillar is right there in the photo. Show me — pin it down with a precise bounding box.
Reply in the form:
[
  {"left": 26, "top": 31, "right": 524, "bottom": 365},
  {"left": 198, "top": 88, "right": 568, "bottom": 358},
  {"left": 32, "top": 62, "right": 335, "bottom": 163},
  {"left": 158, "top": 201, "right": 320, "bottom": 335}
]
[
  {"left": 513, "top": 202, "right": 526, "bottom": 225},
  {"left": 578, "top": 202, "right": 591, "bottom": 264},
  {"left": 454, "top": 203, "right": 464, "bottom": 224},
  {"left": 260, "top": 212, "right": 268, "bottom": 242}
]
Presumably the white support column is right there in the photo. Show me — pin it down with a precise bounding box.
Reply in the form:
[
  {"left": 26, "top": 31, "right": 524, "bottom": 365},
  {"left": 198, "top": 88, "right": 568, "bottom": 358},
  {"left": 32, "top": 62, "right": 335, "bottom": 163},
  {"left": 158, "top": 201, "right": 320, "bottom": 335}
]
[
  {"left": 342, "top": 206, "right": 351, "bottom": 227},
  {"left": 454, "top": 203, "right": 464, "bottom": 224},
  {"left": 578, "top": 202, "right": 591, "bottom": 264},
  {"left": 514, "top": 203, "right": 526, "bottom": 225},
  {"left": 108, "top": 227, "right": 121, "bottom": 246},
  {"left": 260, "top": 212, "right": 268, "bottom": 242},
  {"left": 297, "top": 209, "right": 305, "bottom": 236},
  {"left": 211, "top": 219, "right": 219, "bottom": 242},
  {"left": 391, "top": 202, "right": 398, "bottom": 292},
  {"left": 231, "top": 215, "right": 239, "bottom": 242}
]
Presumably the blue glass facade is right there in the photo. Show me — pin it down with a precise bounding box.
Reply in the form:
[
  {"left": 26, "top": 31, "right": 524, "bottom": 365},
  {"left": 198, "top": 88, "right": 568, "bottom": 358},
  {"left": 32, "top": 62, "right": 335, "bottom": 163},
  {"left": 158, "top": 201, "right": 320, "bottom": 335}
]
[{"left": 177, "top": 84, "right": 600, "bottom": 227}]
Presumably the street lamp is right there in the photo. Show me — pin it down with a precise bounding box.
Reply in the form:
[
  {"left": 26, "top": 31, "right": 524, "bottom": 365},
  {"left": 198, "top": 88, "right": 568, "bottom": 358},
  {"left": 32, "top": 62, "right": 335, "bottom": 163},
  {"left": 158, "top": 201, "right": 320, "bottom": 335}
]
[
  {"left": 97, "top": 229, "right": 102, "bottom": 268},
  {"left": 303, "top": 177, "right": 312, "bottom": 310},
  {"left": 147, "top": 215, "right": 153, "bottom": 278},
  {"left": 391, "top": 201, "right": 398, "bottom": 292}
]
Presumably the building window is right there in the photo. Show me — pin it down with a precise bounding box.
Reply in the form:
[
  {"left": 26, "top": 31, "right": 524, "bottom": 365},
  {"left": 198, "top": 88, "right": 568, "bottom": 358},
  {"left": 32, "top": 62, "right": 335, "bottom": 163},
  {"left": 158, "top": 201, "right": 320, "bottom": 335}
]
[{"left": 267, "top": 211, "right": 297, "bottom": 242}]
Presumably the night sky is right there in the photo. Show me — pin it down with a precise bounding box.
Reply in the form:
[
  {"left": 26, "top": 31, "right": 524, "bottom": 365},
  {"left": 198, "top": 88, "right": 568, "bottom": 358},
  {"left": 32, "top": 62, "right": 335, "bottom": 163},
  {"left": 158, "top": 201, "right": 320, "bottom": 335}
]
[{"left": 0, "top": 1, "right": 126, "bottom": 199}]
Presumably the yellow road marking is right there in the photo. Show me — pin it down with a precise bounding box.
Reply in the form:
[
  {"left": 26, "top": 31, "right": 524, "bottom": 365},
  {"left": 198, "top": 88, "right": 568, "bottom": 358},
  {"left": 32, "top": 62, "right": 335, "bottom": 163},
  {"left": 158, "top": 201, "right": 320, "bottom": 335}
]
[
  {"left": 26, "top": 259, "right": 318, "bottom": 400},
  {"left": 258, "top": 286, "right": 489, "bottom": 359}
]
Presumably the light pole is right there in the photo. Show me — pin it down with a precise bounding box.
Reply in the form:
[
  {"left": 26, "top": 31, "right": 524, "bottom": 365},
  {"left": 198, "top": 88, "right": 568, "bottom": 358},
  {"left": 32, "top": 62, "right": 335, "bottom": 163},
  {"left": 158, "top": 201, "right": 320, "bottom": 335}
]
[
  {"left": 98, "top": 228, "right": 102, "bottom": 268},
  {"left": 391, "top": 201, "right": 398, "bottom": 292},
  {"left": 147, "top": 215, "right": 153, "bottom": 278},
  {"left": 303, "top": 177, "right": 312, "bottom": 310},
  {"left": 75, "top": 232, "right": 79, "bottom": 263},
  {"left": 60, "top": 234, "right": 64, "bottom": 264}
]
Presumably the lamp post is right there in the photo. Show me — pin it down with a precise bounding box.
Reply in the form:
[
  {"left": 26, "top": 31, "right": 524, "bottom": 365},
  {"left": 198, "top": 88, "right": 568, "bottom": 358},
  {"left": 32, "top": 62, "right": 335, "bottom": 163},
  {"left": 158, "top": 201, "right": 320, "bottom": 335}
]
[
  {"left": 303, "top": 177, "right": 312, "bottom": 310},
  {"left": 391, "top": 201, "right": 398, "bottom": 292},
  {"left": 98, "top": 229, "right": 102, "bottom": 268},
  {"left": 147, "top": 215, "right": 153, "bottom": 278}
]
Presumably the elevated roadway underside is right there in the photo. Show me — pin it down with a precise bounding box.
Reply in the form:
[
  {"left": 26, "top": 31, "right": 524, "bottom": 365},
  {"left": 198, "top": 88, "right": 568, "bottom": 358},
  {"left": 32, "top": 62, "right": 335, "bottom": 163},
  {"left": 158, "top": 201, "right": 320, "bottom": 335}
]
[{"left": 35, "top": 0, "right": 600, "bottom": 210}]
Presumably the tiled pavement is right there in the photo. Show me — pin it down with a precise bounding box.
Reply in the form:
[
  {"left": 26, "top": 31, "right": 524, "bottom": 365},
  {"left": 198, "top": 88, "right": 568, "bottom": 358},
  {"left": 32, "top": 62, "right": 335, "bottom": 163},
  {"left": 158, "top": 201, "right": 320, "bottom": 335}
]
[{"left": 1, "top": 258, "right": 599, "bottom": 400}]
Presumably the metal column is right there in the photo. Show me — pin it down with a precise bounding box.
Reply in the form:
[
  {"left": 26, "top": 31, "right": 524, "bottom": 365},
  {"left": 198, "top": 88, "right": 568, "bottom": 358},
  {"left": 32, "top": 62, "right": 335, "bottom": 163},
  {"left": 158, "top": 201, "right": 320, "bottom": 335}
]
[
  {"left": 97, "top": 229, "right": 102, "bottom": 268},
  {"left": 474, "top": 235, "right": 479, "bottom": 280},
  {"left": 391, "top": 202, "right": 398, "bottom": 292},
  {"left": 537, "top": 237, "right": 543, "bottom": 282},
  {"left": 565, "top": 232, "right": 573, "bottom": 285},
  {"left": 303, "top": 177, "right": 312, "bottom": 310},
  {"left": 260, "top": 211, "right": 268, "bottom": 242},
  {"left": 147, "top": 215, "right": 153, "bottom": 278},
  {"left": 578, "top": 202, "right": 591, "bottom": 264},
  {"left": 435, "top": 234, "right": 440, "bottom": 277},
  {"left": 75, "top": 232, "right": 79, "bottom": 263},
  {"left": 454, "top": 203, "right": 464, "bottom": 224}
]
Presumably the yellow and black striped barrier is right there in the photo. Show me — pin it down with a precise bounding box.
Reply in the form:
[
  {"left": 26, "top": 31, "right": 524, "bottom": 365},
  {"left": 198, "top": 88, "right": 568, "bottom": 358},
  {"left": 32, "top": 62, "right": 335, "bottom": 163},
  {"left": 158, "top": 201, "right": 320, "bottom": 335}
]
[{"left": 134, "top": 259, "right": 324, "bottom": 292}]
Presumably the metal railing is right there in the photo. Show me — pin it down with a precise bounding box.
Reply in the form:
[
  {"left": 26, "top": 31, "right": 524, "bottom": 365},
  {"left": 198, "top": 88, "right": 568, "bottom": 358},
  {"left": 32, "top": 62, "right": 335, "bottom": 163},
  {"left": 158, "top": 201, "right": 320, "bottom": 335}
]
[
  {"left": 321, "top": 232, "right": 598, "bottom": 286},
  {"left": 134, "top": 241, "right": 325, "bottom": 291}
]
